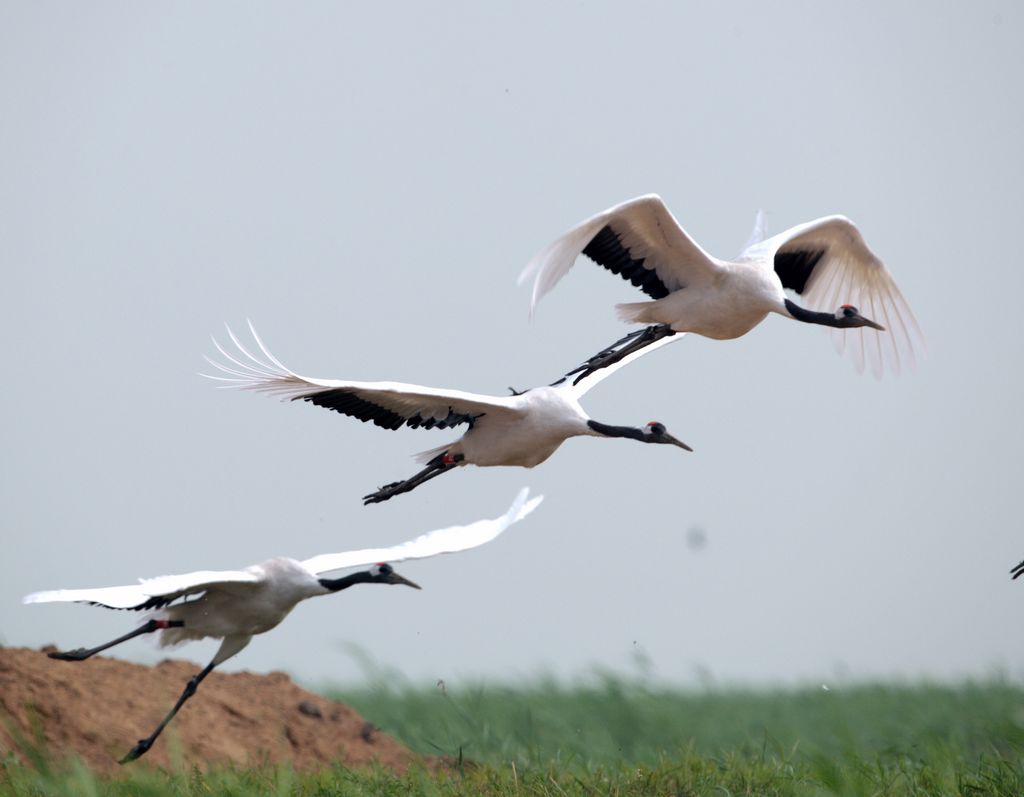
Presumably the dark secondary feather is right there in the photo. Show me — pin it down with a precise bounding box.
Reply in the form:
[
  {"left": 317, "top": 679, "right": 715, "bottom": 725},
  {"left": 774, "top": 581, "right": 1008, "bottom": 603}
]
[
  {"left": 582, "top": 225, "right": 671, "bottom": 299},
  {"left": 774, "top": 248, "right": 826, "bottom": 295},
  {"left": 293, "top": 389, "right": 478, "bottom": 431},
  {"left": 86, "top": 594, "right": 191, "bottom": 612}
]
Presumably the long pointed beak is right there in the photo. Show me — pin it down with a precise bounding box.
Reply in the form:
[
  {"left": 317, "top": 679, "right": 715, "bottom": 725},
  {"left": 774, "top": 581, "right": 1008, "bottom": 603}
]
[
  {"left": 389, "top": 572, "right": 422, "bottom": 590},
  {"left": 664, "top": 434, "right": 693, "bottom": 453},
  {"left": 856, "top": 314, "right": 886, "bottom": 331}
]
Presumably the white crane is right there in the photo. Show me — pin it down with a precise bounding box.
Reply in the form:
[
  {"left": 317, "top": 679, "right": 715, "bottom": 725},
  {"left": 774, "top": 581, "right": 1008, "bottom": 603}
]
[
  {"left": 204, "top": 322, "right": 691, "bottom": 504},
  {"left": 24, "top": 487, "right": 542, "bottom": 763},
  {"left": 519, "top": 194, "right": 923, "bottom": 380}
]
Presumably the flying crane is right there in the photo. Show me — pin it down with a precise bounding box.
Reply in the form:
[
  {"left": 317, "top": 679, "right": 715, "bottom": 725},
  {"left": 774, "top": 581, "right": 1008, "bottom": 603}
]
[
  {"left": 25, "top": 488, "right": 542, "bottom": 763},
  {"left": 519, "top": 194, "right": 923, "bottom": 380},
  {"left": 204, "top": 322, "right": 691, "bottom": 504}
]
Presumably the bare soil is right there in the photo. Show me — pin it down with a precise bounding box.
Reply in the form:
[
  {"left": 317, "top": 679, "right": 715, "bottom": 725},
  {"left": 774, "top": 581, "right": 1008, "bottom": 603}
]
[{"left": 0, "top": 646, "right": 423, "bottom": 773}]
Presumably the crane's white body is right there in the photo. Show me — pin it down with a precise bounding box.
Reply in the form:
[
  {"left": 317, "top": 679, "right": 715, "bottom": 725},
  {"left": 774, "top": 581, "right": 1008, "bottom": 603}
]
[
  {"left": 25, "top": 488, "right": 542, "bottom": 665},
  {"left": 205, "top": 322, "right": 683, "bottom": 471},
  {"left": 621, "top": 260, "right": 782, "bottom": 340},
  {"left": 156, "top": 558, "right": 319, "bottom": 661},
  {"left": 519, "top": 194, "right": 923, "bottom": 377},
  {"left": 426, "top": 386, "right": 590, "bottom": 468}
]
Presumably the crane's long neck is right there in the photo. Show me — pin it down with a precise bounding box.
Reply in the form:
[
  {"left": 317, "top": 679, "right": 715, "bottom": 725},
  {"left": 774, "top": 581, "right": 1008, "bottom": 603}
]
[
  {"left": 784, "top": 299, "right": 843, "bottom": 328},
  {"left": 318, "top": 571, "right": 375, "bottom": 593},
  {"left": 586, "top": 420, "right": 645, "bottom": 442}
]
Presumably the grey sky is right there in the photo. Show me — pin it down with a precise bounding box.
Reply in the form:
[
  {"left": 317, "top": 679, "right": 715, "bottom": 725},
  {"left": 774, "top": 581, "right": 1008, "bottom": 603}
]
[{"left": 3, "top": 1, "right": 1022, "bottom": 688}]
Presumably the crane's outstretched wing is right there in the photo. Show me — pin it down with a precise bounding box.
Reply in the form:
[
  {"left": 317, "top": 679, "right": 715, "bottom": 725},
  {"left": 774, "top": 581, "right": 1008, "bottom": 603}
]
[
  {"left": 23, "top": 569, "right": 262, "bottom": 611},
  {"left": 746, "top": 215, "right": 924, "bottom": 378},
  {"left": 518, "top": 195, "right": 722, "bottom": 317},
  {"left": 204, "top": 322, "right": 523, "bottom": 430},
  {"left": 300, "top": 487, "right": 543, "bottom": 575}
]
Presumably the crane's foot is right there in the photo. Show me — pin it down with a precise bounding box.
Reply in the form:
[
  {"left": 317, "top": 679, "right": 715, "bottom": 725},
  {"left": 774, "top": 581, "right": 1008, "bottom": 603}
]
[
  {"left": 119, "top": 739, "right": 153, "bottom": 764},
  {"left": 46, "top": 619, "right": 181, "bottom": 663},
  {"left": 562, "top": 324, "right": 675, "bottom": 385},
  {"left": 116, "top": 660, "right": 214, "bottom": 764},
  {"left": 362, "top": 454, "right": 463, "bottom": 505},
  {"left": 48, "top": 648, "right": 95, "bottom": 661},
  {"left": 363, "top": 481, "right": 404, "bottom": 505}
]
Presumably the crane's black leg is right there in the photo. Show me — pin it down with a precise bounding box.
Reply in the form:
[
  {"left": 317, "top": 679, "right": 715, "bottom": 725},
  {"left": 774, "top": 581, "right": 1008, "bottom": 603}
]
[
  {"left": 1011, "top": 559, "right": 1024, "bottom": 580},
  {"left": 119, "top": 658, "right": 217, "bottom": 764},
  {"left": 48, "top": 619, "right": 184, "bottom": 662},
  {"left": 363, "top": 453, "right": 464, "bottom": 505},
  {"left": 556, "top": 324, "right": 676, "bottom": 386}
]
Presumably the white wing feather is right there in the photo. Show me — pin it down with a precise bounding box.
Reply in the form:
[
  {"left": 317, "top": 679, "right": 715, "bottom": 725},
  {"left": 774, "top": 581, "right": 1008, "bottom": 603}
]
[
  {"left": 23, "top": 569, "right": 261, "bottom": 609},
  {"left": 751, "top": 216, "right": 925, "bottom": 378},
  {"left": 204, "top": 321, "right": 523, "bottom": 423},
  {"left": 24, "top": 490, "right": 542, "bottom": 606},
  {"left": 300, "top": 487, "right": 543, "bottom": 575},
  {"left": 739, "top": 209, "right": 768, "bottom": 255},
  {"left": 518, "top": 195, "right": 721, "bottom": 317}
]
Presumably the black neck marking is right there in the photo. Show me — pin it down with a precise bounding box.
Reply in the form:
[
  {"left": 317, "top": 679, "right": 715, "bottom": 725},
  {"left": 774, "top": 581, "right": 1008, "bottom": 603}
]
[
  {"left": 587, "top": 419, "right": 645, "bottom": 442},
  {"left": 784, "top": 298, "right": 844, "bottom": 328},
  {"left": 318, "top": 571, "right": 376, "bottom": 592},
  {"left": 583, "top": 225, "right": 671, "bottom": 300}
]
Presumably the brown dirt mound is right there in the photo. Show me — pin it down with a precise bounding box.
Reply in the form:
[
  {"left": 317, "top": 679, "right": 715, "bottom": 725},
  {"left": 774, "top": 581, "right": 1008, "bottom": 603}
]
[{"left": 0, "top": 646, "right": 423, "bottom": 773}]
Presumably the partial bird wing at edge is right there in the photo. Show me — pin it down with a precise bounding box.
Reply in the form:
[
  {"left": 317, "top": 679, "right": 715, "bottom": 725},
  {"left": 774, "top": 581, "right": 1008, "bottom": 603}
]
[
  {"left": 753, "top": 215, "right": 925, "bottom": 378},
  {"left": 739, "top": 209, "right": 768, "bottom": 256},
  {"left": 22, "top": 569, "right": 261, "bottom": 611},
  {"left": 518, "top": 195, "right": 722, "bottom": 317},
  {"left": 299, "top": 487, "right": 543, "bottom": 575},
  {"left": 203, "top": 322, "right": 525, "bottom": 427}
]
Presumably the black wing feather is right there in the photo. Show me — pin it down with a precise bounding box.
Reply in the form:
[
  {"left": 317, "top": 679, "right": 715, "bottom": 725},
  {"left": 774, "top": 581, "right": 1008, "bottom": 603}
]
[
  {"left": 294, "top": 389, "right": 478, "bottom": 430},
  {"left": 582, "top": 225, "right": 671, "bottom": 300},
  {"left": 774, "top": 248, "right": 826, "bottom": 295},
  {"left": 86, "top": 594, "right": 196, "bottom": 612}
]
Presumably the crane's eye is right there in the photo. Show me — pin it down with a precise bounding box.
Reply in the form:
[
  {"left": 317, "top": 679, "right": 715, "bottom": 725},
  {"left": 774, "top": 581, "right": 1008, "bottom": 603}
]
[
  {"left": 376, "top": 563, "right": 393, "bottom": 576},
  {"left": 840, "top": 305, "right": 858, "bottom": 316},
  {"left": 647, "top": 421, "right": 666, "bottom": 435}
]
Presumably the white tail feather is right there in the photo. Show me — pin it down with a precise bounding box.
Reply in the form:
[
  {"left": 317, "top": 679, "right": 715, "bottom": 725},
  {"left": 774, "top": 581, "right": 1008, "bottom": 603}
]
[
  {"left": 614, "top": 301, "right": 657, "bottom": 325},
  {"left": 413, "top": 442, "right": 453, "bottom": 464}
]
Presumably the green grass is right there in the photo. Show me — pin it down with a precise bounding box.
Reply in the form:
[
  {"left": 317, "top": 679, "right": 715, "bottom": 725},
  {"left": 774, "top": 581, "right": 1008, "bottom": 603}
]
[
  {"left": 333, "top": 674, "right": 1024, "bottom": 767},
  {"left": 3, "top": 676, "right": 1024, "bottom": 796}
]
